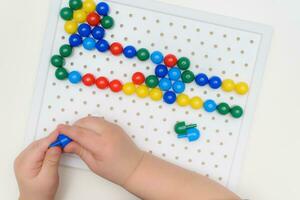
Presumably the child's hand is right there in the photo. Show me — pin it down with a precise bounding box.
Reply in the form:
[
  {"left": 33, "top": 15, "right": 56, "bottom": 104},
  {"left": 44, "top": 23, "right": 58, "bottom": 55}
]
[
  {"left": 57, "top": 117, "right": 144, "bottom": 186},
  {"left": 14, "top": 131, "right": 62, "bottom": 200}
]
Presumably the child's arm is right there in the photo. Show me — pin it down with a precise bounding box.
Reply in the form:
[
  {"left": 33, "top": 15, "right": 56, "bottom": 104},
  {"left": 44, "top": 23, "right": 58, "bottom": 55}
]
[{"left": 59, "top": 117, "right": 240, "bottom": 200}]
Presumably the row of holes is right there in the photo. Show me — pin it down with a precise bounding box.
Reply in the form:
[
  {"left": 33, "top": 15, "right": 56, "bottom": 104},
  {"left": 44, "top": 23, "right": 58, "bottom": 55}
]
[{"left": 115, "top": 11, "right": 255, "bottom": 45}]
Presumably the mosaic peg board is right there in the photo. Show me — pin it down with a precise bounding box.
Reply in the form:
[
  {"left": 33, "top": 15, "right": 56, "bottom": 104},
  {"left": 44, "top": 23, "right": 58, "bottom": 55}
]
[{"left": 26, "top": 0, "right": 272, "bottom": 191}]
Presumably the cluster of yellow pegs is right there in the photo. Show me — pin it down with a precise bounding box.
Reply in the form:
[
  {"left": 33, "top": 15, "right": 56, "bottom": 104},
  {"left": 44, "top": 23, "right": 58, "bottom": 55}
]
[
  {"left": 122, "top": 83, "right": 204, "bottom": 110},
  {"left": 64, "top": 0, "right": 97, "bottom": 34},
  {"left": 221, "top": 79, "right": 249, "bottom": 95}
]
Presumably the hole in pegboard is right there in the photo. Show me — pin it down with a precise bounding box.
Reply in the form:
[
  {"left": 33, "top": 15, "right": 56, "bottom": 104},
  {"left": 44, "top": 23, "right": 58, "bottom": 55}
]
[
  {"left": 183, "top": 25, "right": 187, "bottom": 29},
  {"left": 196, "top": 28, "right": 200, "bottom": 32},
  {"left": 200, "top": 41, "right": 204, "bottom": 45},
  {"left": 147, "top": 30, "right": 151, "bottom": 34},
  {"left": 48, "top": 105, "right": 52, "bottom": 109},
  {"left": 52, "top": 118, "right": 56, "bottom": 122},
  {"left": 96, "top": 104, "right": 100, "bottom": 108},
  {"left": 142, "top": 16, "right": 146, "bottom": 20},
  {"left": 92, "top": 91, "right": 96, "bottom": 95},
  {"left": 173, "top": 35, "right": 178, "bottom": 40},
  {"left": 144, "top": 137, "right": 149, "bottom": 141},
  {"left": 209, "top": 31, "right": 214, "bottom": 35},
  {"left": 120, "top": 24, "right": 124, "bottom": 28},
  {"left": 115, "top": 10, "right": 119, "bottom": 15},
  {"left": 140, "top": 125, "right": 144, "bottom": 129},
  {"left": 124, "top": 37, "right": 128, "bottom": 41},
  {"left": 70, "top": 98, "right": 74, "bottom": 102},
  {"left": 156, "top": 19, "right": 160, "bottom": 23},
  {"left": 129, "top": 13, "right": 133, "bottom": 17},
  {"left": 52, "top": 82, "right": 56, "bottom": 86},
  {"left": 250, "top": 40, "right": 254, "bottom": 44},
  {"left": 227, "top": 47, "right": 231, "bottom": 51},
  {"left": 114, "top": 119, "right": 118, "bottom": 123},
  {"left": 133, "top": 27, "right": 137, "bottom": 31},
  {"left": 61, "top": 36, "right": 65, "bottom": 40},
  {"left": 61, "top": 108, "right": 65, "bottom": 112},
  {"left": 169, "top": 22, "right": 174, "bottom": 26},
  {"left": 171, "top": 143, "right": 175, "bottom": 147},
  {"left": 223, "top": 34, "right": 227, "bottom": 38}
]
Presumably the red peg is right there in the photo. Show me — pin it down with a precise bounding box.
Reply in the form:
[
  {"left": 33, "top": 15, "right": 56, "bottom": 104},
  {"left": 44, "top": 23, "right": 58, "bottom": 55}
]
[
  {"left": 95, "top": 76, "right": 109, "bottom": 89},
  {"left": 132, "top": 72, "right": 145, "bottom": 85},
  {"left": 164, "top": 54, "right": 177, "bottom": 68},
  {"left": 109, "top": 79, "right": 123, "bottom": 92},
  {"left": 110, "top": 42, "right": 123, "bottom": 56},
  {"left": 87, "top": 12, "right": 101, "bottom": 26},
  {"left": 82, "top": 73, "right": 95, "bottom": 86}
]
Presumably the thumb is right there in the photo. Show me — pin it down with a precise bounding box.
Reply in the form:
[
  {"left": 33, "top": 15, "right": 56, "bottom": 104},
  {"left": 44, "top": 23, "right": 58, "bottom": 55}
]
[{"left": 40, "top": 147, "right": 62, "bottom": 177}]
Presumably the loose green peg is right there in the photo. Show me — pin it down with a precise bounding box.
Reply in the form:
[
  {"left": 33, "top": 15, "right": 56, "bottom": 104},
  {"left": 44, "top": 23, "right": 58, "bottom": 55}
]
[{"left": 174, "top": 121, "right": 197, "bottom": 135}]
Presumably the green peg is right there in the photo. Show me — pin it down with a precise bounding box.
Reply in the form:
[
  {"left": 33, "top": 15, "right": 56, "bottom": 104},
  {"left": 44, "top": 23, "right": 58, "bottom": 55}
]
[
  {"left": 230, "top": 105, "right": 243, "bottom": 118},
  {"left": 60, "top": 7, "right": 73, "bottom": 21},
  {"left": 51, "top": 55, "right": 64, "bottom": 68},
  {"left": 137, "top": 48, "right": 150, "bottom": 61},
  {"left": 69, "top": 0, "right": 82, "bottom": 10},
  {"left": 181, "top": 70, "right": 195, "bottom": 83},
  {"left": 145, "top": 75, "right": 159, "bottom": 88},
  {"left": 177, "top": 57, "right": 190, "bottom": 70},
  {"left": 217, "top": 103, "right": 231, "bottom": 115},
  {"left": 101, "top": 16, "right": 114, "bottom": 29},
  {"left": 174, "top": 121, "right": 197, "bottom": 135},
  {"left": 59, "top": 44, "right": 73, "bottom": 57},
  {"left": 55, "top": 67, "right": 68, "bottom": 80}
]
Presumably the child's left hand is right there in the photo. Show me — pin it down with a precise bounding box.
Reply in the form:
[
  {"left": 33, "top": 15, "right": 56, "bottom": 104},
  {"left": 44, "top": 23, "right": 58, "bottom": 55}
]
[{"left": 14, "top": 131, "right": 62, "bottom": 200}]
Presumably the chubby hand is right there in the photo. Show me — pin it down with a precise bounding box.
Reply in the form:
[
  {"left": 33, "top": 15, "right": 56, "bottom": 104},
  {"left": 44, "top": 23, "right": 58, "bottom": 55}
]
[
  {"left": 57, "top": 117, "right": 144, "bottom": 186},
  {"left": 14, "top": 131, "right": 62, "bottom": 200}
]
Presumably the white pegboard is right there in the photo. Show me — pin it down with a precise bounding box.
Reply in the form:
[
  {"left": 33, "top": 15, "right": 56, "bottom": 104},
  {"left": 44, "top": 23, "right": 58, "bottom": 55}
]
[{"left": 26, "top": 0, "right": 272, "bottom": 191}]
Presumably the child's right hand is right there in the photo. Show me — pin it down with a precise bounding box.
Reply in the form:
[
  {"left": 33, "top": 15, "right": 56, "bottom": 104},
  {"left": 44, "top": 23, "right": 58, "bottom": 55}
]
[{"left": 57, "top": 117, "right": 144, "bottom": 186}]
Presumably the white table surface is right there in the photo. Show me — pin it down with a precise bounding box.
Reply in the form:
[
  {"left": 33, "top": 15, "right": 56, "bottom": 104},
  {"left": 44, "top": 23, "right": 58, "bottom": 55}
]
[{"left": 0, "top": 0, "right": 299, "bottom": 199}]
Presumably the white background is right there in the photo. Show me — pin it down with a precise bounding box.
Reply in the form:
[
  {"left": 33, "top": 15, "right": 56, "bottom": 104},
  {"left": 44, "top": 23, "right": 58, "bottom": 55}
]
[{"left": 0, "top": 0, "right": 299, "bottom": 199}]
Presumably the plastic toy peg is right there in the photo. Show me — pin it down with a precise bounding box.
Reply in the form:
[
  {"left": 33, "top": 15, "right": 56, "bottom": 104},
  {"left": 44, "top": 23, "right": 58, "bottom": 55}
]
[
  {"left": 73, "top": 9, "right": 87, "bottom": 23},
  {"left": 78, "top": 23, "right": 92, "bottom": 37},
  {"left": 176, "top": 94, "right": 190, "bottom": 107},
  {"left": 172, "top": 81, "right": 185, "bottom": 94},
  {"left": 95, "top": 39, "right": 109, "bottom": 52},
  {"left": 83, "top": 0, "right": 96, "bottom": 13},
  {"left": 55, "top": 68, "right": 68, "bottom": 80},
  {"left": 69, "top": 0, "right": 83, "bottom": 10},
  {"left": 181, "top": 70, "right": 195, "bottom": 83},
  {"left": 122, "top": 82, "right": 136, "bottom": 95},
  {"left": 110, "top": 42, "right": 123, "bottom": 55},
  {"left": 230, "top": 105, "right": 243, "bottom": 118},
  {"left": 101, "top": 16, "right": 114, "bottom": 29},
  {"left": 164, "top": 54, "right": 177, "bottom": 67},
  {"left": 168, "top": 67, "right": 181, "bottom": 81},
  {"left": 217, "top": 102, "right": 231, "bottom": 115},
  {"left": 87, "top": 12, "right": 101, "bottom": 26},
  {"left": 83, "top": 37, "right": 96, "bottom": 50},
  {"left": 137, "top": 48, "right": 150, "bottom": 61},
  {"left": 96, "top": 2, "right": 110, "bottom": 16},
  {"left": 203, "top": 99, "right": 217, "bottom": 112},
  {"left": 145, "top": 75, "right": 159, "bottom": 88},
  {"left": 91, "top": 26, "right": 105, "bottom": 40},
  {"left": 159, "top": 78, "right": 172, "bottom": 91},
  {"left": 109, "top": 80, "right": 123, "bottom": 92},
  {"left": 95, "top": 76, "right": 109, "bottom": 89},
  {"left": 132, "top": 72, "right": 145, "bottom": 85},
  {"left": 64, "top": 21, "right": 78, "bottom": 34},
  {"left": 195, "top": 73, "right": 209, "bottom": 86},
  {"left": 51, "top": 55, "right": 64, "bottom": 67},
  {"left": 174, "top": 121, "right": 197, "bottom": 135},
  {"left": 69, "top": 34, "right": 83, "bottom": 47},
  {"left": 235, "top": 82, "right": 249, "bottom": 95},
  {"left": 177, "top": 57, "right": 190, "bottom": 70},
  {"left": 163, "top": 91, "right": 176, "bottom": 104},
  {"left": 82, "top": 73, "right": 95, "bottom": 86},
  {"left": 155, "top": 64, "right": 168, "bottom": 78},
  {"left": 209, "top": 76, "right": 222, "bottom": 89},
  {"left": 149, "top": 88, "right": 163, "bottom": 101},
  {"left": 60, "top": 7, "right": 73, "bottom": 21},
  {"left": 189, "top": 96, "right": 203, "bottom": 110},
  {"left": 123, "top": 46, "right": 137, "bottom": 58},
  {"left": 68, "top": 71, "right": 82, "bottom": 84},
  {"left": 59, "top": 44, "right": 73, "bottom": 57},
  {"left": 177, "top": 128, "right": 200, "bottom": 142},
  {"left": 136, "top": 85, "right": 149, "bottom": 98},
  {"left": 151, "top": 51, "right": 164, "bottom": 64},
  {"left": 49, "top": 134, "right": 72, "bottom": 149},
  {"left": 222, "top": 79, "right": 235, "bottom": 92}
]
